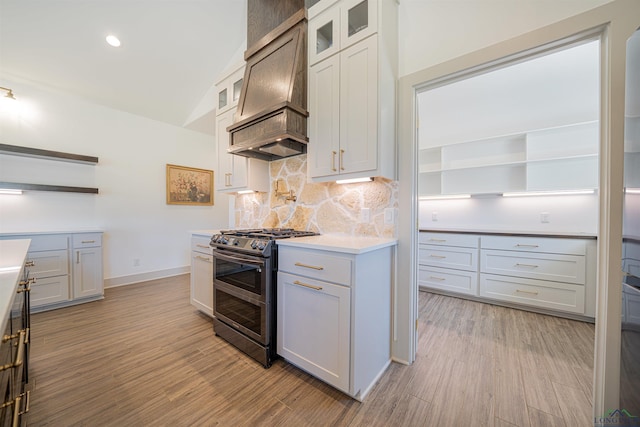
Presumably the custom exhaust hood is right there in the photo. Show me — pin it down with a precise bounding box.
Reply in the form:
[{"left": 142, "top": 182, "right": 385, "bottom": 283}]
[{"left": 227, "top": 3, "right": 308, "bottom": 161}]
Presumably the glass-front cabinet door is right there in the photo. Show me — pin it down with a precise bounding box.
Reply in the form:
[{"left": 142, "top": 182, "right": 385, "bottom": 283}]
[
  {"left": 309, "top": 5, "right": 340, "bottom": 66},
  {"left": 308, "top": 0, "right": 377, "bottom": 66},
  {"left": 340, "top": 0, "right": 377, "bottom": 50},
  {"left": 216, "top": 65, "right": 245, "bottom": 114}
]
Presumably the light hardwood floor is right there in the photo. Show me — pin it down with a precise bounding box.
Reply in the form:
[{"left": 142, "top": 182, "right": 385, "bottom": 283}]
[{"left": 26, "top": 275, "right": 595, "bottom": 426}]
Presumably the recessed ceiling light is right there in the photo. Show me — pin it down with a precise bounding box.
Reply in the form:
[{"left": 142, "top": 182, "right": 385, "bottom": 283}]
[{"left": 106, "top": 35, "right": 121, "bottom": 47}]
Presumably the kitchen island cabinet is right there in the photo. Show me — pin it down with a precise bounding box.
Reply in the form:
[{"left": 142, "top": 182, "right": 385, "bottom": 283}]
[
  {"left": 276, "top": 235, "right": 397, "bottom": 400},
  {"left": 189, "top": 232, "right": 214, "bottom": 317},
  {"left": 0, "top": 231, "right": 104, "bottom": 312},
  {"left": 419, "top": 230, "right": 597, "bottom": 319}
]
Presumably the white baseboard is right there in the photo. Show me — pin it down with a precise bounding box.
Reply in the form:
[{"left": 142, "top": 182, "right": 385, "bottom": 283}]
[{"left": 104, "top": 266, "right": 190, "bottom": 288}]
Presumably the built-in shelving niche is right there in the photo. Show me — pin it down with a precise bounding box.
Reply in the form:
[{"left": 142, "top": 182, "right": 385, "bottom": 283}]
[
  {"left": 0, "top": 143, "right": 99, "bottom": 194},
  {"left": 418, "top": 121, "right": 599, "bottom": 197}
]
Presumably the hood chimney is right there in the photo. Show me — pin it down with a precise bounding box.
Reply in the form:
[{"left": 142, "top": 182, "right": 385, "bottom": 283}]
[{"left": 226, "top": 0, "right": 308, "bottom": 161}]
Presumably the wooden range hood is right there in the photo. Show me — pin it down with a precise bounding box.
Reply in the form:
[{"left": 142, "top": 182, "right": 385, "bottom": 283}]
[{"left": 227, "top": 1, "right": 308, "bottom": 161}]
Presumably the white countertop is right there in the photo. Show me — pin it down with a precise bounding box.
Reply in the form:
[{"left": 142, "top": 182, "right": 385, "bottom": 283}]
[
  {"left": 276, "top": 234, "right": 398, "bottom": 254},
  {"left": 0, "top": 239, "right": 31, "bottom": 333},
  {"left": 190, "top": 230, "right": 218, "bottom": 237},
  {"left": 0, "top": 229, "right": 103, "bottom": 236},
  {"left": 420, "top": 228, "right": 598, "bottom": 239}
]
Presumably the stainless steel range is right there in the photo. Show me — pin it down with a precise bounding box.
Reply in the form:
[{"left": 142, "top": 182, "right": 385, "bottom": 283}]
[{"left": 210, "top": 228, "right": 318, "bottom": 367}]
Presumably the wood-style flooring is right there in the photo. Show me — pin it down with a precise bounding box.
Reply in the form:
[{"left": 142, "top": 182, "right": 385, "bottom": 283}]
[{"left": 26, "top": 275, "right": 595, "bottom": 426}]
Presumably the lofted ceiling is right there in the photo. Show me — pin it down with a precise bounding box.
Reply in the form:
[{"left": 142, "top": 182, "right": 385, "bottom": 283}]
[{"left": 0, "top": 0, "right": 248, "bottom": 135}]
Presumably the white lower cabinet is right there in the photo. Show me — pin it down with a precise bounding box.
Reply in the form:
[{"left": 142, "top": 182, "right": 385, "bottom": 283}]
[
  {"left": 278, "top": 271, "right": 351, "bottom": 392},
  {"left": 0, "top": 231, "right": 104, "bottom": 312},
  {"left": 190, "top": 235, "right": 213, "bottom": 317},
  {"left": 277, "top": 243, "right": 393, "bottom": 400},
  {"left": 419, "top": 231, "right": 596, "bottom": 318}
]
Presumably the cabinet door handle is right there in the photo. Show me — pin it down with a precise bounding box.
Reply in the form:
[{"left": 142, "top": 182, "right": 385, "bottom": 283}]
[
  {"left": 429, "top": 238, "right": 446, "bottom": 242},
  {"left": 0, "top": 329, "right": 26, "bottom": 371},
  {"left": 195, "top": 255, "right": 212, "bottom": 263},
  {"left": 294, "top": 262, "right": 324, "bottom": 271},
  {"left": 293, "top": 280, "right": 323, "bottom": 291},
  {"left": 225, "top": 173, "right": 232, "bottom": 187},
  {"left": 515, "top": 263, "right": 539, "bottom": 268},
  {"left": 429, "top": 276, "right": 446, "bottom": 281},
  {"left": 515, "top": 244, "right": 539, "bottom": 248},
  {"left": 77, "top": 251, "right": 80, "bottom": 264},
  {"left": 429, "top": 255, "right": 446, "bottom": 259},
  {"left": 515, "top": 289, "right": 539, "bottom": 296},
  {"left": 81, "top": 240, "right": 95, "bottom": 244},
  {"left": 340, "top": 149, "right": 345, "bottom": 170},
  {"left": 331, "top": 151, "right": 337, "bottom": 172}
]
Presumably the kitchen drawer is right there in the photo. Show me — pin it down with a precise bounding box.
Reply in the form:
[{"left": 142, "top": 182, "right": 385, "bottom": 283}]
[
  {"left": 418, "top": 245, "right": 478, "bottom": 272},
  {"left": 19, "top": 234, "right": 69, "bottom": 252},
  {"left": 481, "top": 235, "right": 586, "bottom": 255},
  {"left": 72, "top": 233, "right": 102, "bottom": 248},
  {"left": 480, "top": 273, "right": 585, "bottom": 314},
  {"left": 419, "top": 232, "right": 479, "bottom": 249},
  {"left": 278, "top": 246, "right": 352, "bottom": 286},
  {"left": 26, "top": 249, "right": 69, "bottom": 279},
  {"left": 481, "top": 250, "right": 585, "bottom": 285},
  {"left": 30, "top": 275, "right": 71, "bottom": 308},
  {"left": 419, "top": 265, "right": 478, "bottom": 296},
  {"left": 191, "top": 236, "right": 212, "bottom": 254}
]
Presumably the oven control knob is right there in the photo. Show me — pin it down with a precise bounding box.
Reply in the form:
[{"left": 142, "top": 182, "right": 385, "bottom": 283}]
[
  {"left": 250, "top": 240, "right": 258, "bottom": 249},
  {"left": 220, "top": 237, "right": 229, "bottom": 244},
  {"left": 257, "top": 241, "right": 266, "bottom": 250}
]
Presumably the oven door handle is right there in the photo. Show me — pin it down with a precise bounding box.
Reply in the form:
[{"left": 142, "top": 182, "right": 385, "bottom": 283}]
[{"left": 211, "top": 249, "right": 265, "bottom": 267}]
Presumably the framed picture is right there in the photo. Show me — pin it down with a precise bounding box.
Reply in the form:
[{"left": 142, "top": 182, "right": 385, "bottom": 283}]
[{"left": 166, "top": 164, "right": 214, "bottom": 205}]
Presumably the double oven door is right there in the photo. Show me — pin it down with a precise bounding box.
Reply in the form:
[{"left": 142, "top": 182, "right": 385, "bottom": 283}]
[{"left": 212, "top": 248, "right": 272, "bottom": 345}]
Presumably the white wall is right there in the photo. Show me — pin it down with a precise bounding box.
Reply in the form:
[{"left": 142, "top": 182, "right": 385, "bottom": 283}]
[
  {"left": 398, "top": 0, "right": 613, "bottom": 77},
  {"left": 420, "top": 194, "right": 598, "bottom": 234},
  {"left": 0, "top": 78, "right": 229, "bottom": 283}
]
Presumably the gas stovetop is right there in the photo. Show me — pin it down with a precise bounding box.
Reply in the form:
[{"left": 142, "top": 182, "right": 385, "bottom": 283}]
[{"left": 210, "top": 228, "right": 319, "bottom": 256}]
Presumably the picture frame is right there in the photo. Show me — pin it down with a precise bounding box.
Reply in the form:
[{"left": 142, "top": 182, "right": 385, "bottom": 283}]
[{"left": 166, "top": 164, "right": 214, "bottom": 206}]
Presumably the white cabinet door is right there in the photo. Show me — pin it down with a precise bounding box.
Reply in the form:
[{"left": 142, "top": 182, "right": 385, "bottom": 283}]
[
  {"left": 191, "top": 251, "right": 213, "bottom": 317},
  {"left": 73, "top": 246, "right": 103, "bottom": 299},
  {"left": 339, "top": 35, "right": 378, "bottom": 174},
  {"left": 216, "top": 110, "right": 248, "bottom": 191},
  {"left": 309, "top": 53, "right": 341, "bottom": 178},
  {"left": 277, "top": 271, "right": 351, "bottom": 393}
]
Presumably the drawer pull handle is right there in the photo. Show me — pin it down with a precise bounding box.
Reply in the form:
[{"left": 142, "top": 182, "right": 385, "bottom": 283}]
[
  {"left": 429, "top": 238, "right": 446, "bottom": 242},
  {"left": 196, "top": 244, "right": 209, "bottom": 249},
  {"left": 515, "top": 263, "right": 539, "bottom": 268},
  {"left": 25, "top": 260, "right": 35, "bottom": 267},
  {"left": 0, "top": 330, "right": 26, "bottom": 372},
  {"left": 429, "top": 276, "right": 446, "bottom": 281},
  {"left": 294, "top": 262, "right": 324, "bottom": 271},
  {"left": 81, "top": 240, "right": 96, "bottom": 244},
  {"left": 429, "top": 255, "right": 446, "bottom": 259},
  {"left": 293, "top": 280, "right": 323, "bottom": 291},
  {"left": 516, "top": 289, "right": 539, "bottom": 296},
  {"left": 195, "top": 255, "right": 212, "bottom": 263},
  {"left": 516, "top": 244, "right": 539, "bottom": 248}
]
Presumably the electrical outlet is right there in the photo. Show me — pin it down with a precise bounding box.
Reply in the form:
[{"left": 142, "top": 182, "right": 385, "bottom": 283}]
[
  {"left": 360, "top": 208, "right": 370, "bottom": 223},
  {"left": 540, "top": 212, "right": 550, "bottom": 223},
  {"left": 384, "top": 208, "right": 394, "bottom": 224},
  {"left": 432, "top": 211, "right": 438, "bottom": 221}
]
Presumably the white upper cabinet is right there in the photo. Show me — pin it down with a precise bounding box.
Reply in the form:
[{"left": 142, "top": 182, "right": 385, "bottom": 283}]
[
  {"left": 308, "top": 0, "right": 397, "bottom": 182},
  {"left": 215, "top": 62, "right": 269, "bottom": 193}
]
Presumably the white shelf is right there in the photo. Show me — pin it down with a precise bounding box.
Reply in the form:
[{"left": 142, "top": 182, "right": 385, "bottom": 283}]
[{"left": 419, "top": 121, "right": 599, "bottom": 196}]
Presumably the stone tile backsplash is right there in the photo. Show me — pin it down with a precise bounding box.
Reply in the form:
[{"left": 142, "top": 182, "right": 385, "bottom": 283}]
[{"left": 234, "top": 155, "right": 398, "bottom": 237}]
